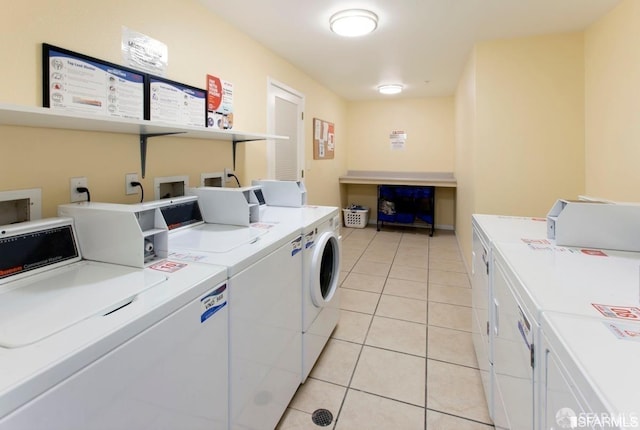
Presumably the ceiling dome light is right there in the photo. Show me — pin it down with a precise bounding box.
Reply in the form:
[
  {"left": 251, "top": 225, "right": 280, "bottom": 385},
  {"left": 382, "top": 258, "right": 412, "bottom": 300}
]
[
  {"left": 378, "top": 84, "right": 403, "bottom": 95},
  {"left": 330, "top": 9, "right": 378, "bottom": 37}
]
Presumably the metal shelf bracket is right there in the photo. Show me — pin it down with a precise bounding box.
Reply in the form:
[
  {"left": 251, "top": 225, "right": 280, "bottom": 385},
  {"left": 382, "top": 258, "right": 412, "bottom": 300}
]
[{"left": 139, "top": 132, "right": 184, "bottom": 178}]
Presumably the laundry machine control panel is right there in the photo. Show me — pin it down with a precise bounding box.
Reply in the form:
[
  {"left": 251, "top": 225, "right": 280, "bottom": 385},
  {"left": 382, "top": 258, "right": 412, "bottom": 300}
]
[{"left": 0, "top": 218, "right": 81, "bottom": 284}]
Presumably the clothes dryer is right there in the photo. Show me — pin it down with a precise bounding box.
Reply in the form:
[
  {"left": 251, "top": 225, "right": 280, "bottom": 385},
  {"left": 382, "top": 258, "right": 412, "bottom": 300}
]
[
  {"left": 0, "top": 218, "right": 228, "bottom": 430},
  {"left": 540, "top": 312, "right": 640, "bottom": 430},
  {"left": 261, "top": 204, "right": 342, "bottom": 382},
  {"left": 471, "top": 214, "right": 548, "bottom": 426},
  {"left": 492, "top": 241, "right": 640, "bottom": 430},
  {"left": 299, "top": 207, "right": 341, "bottom": 382}
]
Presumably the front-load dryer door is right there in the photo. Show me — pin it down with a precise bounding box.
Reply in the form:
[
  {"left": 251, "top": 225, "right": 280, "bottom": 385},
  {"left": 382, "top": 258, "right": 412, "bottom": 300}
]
[{"left": 310, "top": 231, "right": 340, "bottom": 307}]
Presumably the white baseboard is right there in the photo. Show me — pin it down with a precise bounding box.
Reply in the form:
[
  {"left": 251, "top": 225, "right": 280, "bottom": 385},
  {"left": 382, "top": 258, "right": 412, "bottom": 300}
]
[{"left": 435, "top": 224, "right": 454, "bottom": 231}]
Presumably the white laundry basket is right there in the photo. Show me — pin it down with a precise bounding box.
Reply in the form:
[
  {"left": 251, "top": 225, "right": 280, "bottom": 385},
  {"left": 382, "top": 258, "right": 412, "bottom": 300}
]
[{"left": 342, "top": 206, "right": 369, "bottom": 228}]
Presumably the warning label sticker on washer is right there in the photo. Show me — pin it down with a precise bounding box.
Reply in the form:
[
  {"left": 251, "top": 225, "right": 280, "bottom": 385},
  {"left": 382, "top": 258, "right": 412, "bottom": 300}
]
[
  {"left": 604, "top": 321, "right": 640, "bottom": 341},
  {"left": 526, "top": 244, "right": 574, "bottom": 252},
  {"left": 168, "top": 251, "right": 208, "bottom": 263},
  {"left": 521, "top": 238, "right": 551, "bottom": 245},
  {"left": 592, "top": 303, "right": 640, "bottom": 321},
  {"left": 304, "top": 231, "right": 315, "bottom": 249},
  {"left": 201, "top": 284, "right": 227, "bottom": 323},
  {"left": 525, "top": 244, "right": 608, "bottom": 256},
  {"left": 291, "top": 236, "right": 302, "bottom": 256},
  {"left": 149, "top": 260, "right": 188, "bottom": 273},
  {"left": 580, "top": 249, "right": 608, "bottom": 256},
  {"left": 251, "top": 222, "right": 276, "bottom": 230}
]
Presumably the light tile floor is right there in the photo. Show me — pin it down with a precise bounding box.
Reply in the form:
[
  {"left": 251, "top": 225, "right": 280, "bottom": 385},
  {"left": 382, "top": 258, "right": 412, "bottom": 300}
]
[{"left": 277, "top": 226, "right": 495, "bottom": 430}]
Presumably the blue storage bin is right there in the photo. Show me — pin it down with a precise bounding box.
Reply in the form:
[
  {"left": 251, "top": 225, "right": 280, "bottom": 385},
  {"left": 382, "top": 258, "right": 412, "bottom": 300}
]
[
  {"left": 379, "top": 185, "right": 396, "bottom": 200},
  {"left": 394, "top": 186, "right": 415, "bottom": 215},
  {"left": 396, "top": 212, "right": 415, "bottom": 224},
  {"left": 377, "top": 184, "right": 434, "bottom": 236},
  {"left": 415, "top": 187, "right": 433, "bottom": 199},
  {"left": 416, "top": 213, "right": 433, "bottom": 224}
]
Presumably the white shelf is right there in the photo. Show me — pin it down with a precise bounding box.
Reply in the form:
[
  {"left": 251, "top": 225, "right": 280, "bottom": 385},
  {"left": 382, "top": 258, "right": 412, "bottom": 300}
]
[
  {"left": 339, "top": 170, "right": 457, "bottom": 187},
  {"left": 142, "top": 228, "right": 165, "bottom": 238},
  {"left": 0, "top": 103, "right": 288, "bottom": 176}
]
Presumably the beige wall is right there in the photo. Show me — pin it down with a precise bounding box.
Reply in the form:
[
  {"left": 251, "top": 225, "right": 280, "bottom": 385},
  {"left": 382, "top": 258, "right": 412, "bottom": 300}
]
[
  {"left": 454, "top": 50, "right": 478, "bottom": 267},
  {"left": 585, "top": 0, "right": 640, "bottom": 201},
  {"left": 0, "top": 0, "right": 347, "bottom": 216},
  {"left": 346, "top": 98, "right": 455, "bottom": 172},
  {"left": 344, "top": 97, "right": 456, "bottom": 227},
  {"left": 474, "top": 32, "right": 585, "bottom": 216},
  {"left": 455, "top": 33, "right": 586, "bottom": 267}
]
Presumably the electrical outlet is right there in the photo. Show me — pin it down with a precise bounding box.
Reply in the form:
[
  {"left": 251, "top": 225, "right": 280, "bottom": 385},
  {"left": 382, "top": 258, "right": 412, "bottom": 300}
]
[
  {"left": 224, "top": 168, "right": 233, "bottom": 182},
  {"left": 125, "top": 173, "right": 139, "bottom": 195},
  {"left": 69, "top": 177, "right": 88, "bottom": 203}
]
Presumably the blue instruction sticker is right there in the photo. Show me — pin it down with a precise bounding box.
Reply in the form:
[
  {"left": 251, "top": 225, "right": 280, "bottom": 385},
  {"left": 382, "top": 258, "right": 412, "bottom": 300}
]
[
  {"left": 304, "top": 231, "right": 315, "bottom": 249},
  {"left": 200, "top": 283, "right": 227, "bottom": 323},
  {"left": 291, "top": 236, "right": 303, "bottom": 256}
]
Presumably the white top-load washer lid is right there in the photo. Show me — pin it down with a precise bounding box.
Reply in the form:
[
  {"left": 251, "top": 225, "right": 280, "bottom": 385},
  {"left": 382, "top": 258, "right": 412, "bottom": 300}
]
[
  {"left": 0, "top": 217, "right": 168, "bottom": 348},
  {"left": 493, "top": 241, "right": 640, "bottom": 320},
  {"left": 168, "top": 222, "right": 301, "bottom": 276},
  {"left": 0, "top": 261, "right": 167, "bottom": 348},
  {"left": 169, "top": 223, "right": 268, "bottom": 253},
  {"left": 151, "top": 194, "right": 302, "bottom": 275},
  {"left": 472, "top": 214, "right": 548, "bottom": 245},
  {"left": 542, "top": 312, "right": 640, "bottom": 419},
  {"left": 259, "top": 206, "right": 304, "bottom": 227}
]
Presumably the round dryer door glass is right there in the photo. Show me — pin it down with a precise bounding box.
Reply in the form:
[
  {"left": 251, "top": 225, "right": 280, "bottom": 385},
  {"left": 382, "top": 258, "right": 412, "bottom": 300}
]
[
  {"left": 311, "top": 232, "right": 340, "bottom": 307},
  {"left": 319, "top": 238, "right": 336, "bottom": 298}
]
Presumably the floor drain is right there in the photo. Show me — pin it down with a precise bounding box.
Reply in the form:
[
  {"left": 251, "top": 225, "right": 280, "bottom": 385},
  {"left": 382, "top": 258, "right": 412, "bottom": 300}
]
[{"left": 311, "top": 409, "right": 333, "bottom": 427}]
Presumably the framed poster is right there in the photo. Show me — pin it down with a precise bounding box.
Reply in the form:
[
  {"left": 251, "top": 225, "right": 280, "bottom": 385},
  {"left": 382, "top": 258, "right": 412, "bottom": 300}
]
[
  {"left": 313, "top": 118, "right": 335, "bottom": 160},
  {"left": 43, "top": 43, "right": 145, "bottom": 120},
  {"left": 147, "top": 76, "right": 207, "bottom": 127}
]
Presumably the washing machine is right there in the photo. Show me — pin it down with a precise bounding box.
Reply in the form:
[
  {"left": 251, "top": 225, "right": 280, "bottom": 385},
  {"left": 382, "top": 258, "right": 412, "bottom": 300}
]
[
  {"left": 492, "top": 241, "right": 640, "bottom": 430},
  {"left": 540, "top": 312, "right": 640, "bottom": 430},
  {"left": 471, "top": 214, "right": 548, "bottom": 426},
  {"left": 260, "top": 200, "right": 342, "bottom": 383},
  {"left": 0, "top": 218, "right": 229, "bottom": 430},
  {"left": 298, "top": 206, "right": 341, "bottom": 382},
  {"left": 148, "top": 196, "right": 303, "bottom": 430}
]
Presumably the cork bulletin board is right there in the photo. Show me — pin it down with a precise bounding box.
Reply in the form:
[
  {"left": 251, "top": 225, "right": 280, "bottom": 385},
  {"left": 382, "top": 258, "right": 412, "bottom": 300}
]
[{"left": 313, "top": 118, "right": 335, "bottom": 160}]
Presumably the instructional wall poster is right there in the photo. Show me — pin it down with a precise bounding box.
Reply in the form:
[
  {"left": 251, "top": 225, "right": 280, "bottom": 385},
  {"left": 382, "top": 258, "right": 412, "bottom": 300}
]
[
  {"left": 43, "top": 44, "right": 145, "bottom": 120},
  {"left": 207, "top": 74, "right": 234, "bottom": 129},
  {"left": 148, "top": 76, "right": 206, "bottom": 127},
  {"left": 390, "top": 130, "right": 407, "bottom": 151},
  {"left": 313, "top": 118, "right": 335, "bottom": 159}
]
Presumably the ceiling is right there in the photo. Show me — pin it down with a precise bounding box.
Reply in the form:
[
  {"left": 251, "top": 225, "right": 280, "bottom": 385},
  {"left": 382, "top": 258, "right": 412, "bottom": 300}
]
[{"left": 199, "top": 0, "right": 620, "bottom": 101}]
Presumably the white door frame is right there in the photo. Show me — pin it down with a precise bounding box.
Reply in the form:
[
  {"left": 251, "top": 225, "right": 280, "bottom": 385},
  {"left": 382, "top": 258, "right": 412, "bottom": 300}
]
[{"left": 266, "top": 78, "right": 305, "bottom": 180}]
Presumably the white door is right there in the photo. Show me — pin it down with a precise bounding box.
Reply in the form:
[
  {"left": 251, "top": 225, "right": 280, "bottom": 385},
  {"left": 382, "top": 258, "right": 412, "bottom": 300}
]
[{"left": 267, "top": 79, "right": 305, "bottom": 180}]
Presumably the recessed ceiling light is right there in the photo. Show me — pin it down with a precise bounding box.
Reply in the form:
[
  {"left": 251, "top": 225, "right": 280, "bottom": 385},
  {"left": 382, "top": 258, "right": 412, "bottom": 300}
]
[
  {"left": 330, "top": 9, "right": 378, "bottom": 37},
  {"left": 378, "top": 84, "right": 403, "bottom": 95}
]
